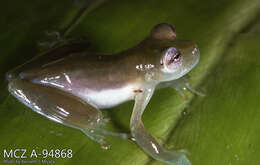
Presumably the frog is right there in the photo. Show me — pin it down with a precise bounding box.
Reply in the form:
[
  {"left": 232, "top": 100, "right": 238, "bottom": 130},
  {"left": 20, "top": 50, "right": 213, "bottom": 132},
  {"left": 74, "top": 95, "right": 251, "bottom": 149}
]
[{"left": 6, "top": 23, "right": 201, "bottom": 165}]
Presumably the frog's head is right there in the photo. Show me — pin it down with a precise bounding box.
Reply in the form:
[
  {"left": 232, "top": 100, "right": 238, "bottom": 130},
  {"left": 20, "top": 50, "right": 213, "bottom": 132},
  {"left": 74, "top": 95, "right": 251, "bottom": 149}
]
[{"left": 144, "top": 23, "right": 200, "bottom": 82}]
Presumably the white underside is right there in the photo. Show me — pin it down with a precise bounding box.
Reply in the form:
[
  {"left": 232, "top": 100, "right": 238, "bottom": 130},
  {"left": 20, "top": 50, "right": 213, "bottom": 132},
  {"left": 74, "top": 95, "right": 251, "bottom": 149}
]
[{"left": 79, "top": 85, "right": 138, "bottom": 109}]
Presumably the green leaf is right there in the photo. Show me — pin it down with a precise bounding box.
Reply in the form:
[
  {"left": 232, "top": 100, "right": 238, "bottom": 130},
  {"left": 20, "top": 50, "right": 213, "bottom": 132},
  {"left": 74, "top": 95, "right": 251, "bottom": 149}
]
[{"left": 1, "top": 0, "right": 260, "bottom": 165}]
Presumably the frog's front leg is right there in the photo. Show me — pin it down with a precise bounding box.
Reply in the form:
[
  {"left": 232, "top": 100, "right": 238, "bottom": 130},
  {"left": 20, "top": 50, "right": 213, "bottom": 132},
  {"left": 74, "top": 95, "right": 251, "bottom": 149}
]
[
  {"left": 177, "top": 75, "right": 205, "bottom": 96},
  {"left": 130, "top": 86, "right": 191, "bottom": 165},
  {"left": 160, "top": 75, "right": 205, "bottom": 99},
  {"left": 7, "top": 78, "right": 130, "bottom": 149}
]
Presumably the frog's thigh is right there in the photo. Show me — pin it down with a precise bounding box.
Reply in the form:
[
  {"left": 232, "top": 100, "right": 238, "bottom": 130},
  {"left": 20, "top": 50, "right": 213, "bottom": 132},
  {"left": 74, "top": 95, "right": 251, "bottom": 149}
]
[{"left": 8, "top": 79, "right": 129, "bottom": 147}]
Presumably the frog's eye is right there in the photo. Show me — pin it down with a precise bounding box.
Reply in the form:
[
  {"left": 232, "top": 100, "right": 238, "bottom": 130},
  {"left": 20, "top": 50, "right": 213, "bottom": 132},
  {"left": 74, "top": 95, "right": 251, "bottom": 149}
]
[
  {"left": 165, "top": 47, "right": 182, "bottom": 65},
  {"left": 161, "top": 47, "right": 182, "bottom": 72}
]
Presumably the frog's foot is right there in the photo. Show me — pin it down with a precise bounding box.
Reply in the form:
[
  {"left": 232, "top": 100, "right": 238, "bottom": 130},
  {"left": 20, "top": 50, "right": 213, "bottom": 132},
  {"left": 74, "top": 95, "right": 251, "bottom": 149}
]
[
  {"left": 172, "top": 84, "right": 189, "bottom": 100},
  {"left": 81, "top": 128, "right": 134, "bottom": 149},
  {"left": 81, "top": 127, "right": 133, "bottom": 149},
  {"left": 177, "top": 149, "right": 190, "bottom": 155},
  {"left": 38, "top": 31, "right": 60, "bottom": 47},
  {"left": 81, "top": 129, "right": 111, "bottom": 149},
  {"left": 38, "top": 30, "right": 91, "bottom": 51},
  {"left": 183, "top": 81, "right": 205, "bottom": 97},
  {"left": 45, "top": 31, "right": 61, "bottom": 41},
  {"left": 38, "top": 31, "right": 68, "bottom": 49},
  {"left": 163, "top": 151, "right": 191, "bottom": 165},
  {"left": 173, "top": 154, "right": 191, "bottom": 165},
  {"left": 100, "top": 116, "right": 111, "bottom": 125},
  {"left": 98, "top": 117, "right": 134, "bottom": 141},
  {"left": 171, "top": 75, "right": 205, "bottom": 98},
  {"left": 94, "top": 128, "right": 132, "bottom": 141}
]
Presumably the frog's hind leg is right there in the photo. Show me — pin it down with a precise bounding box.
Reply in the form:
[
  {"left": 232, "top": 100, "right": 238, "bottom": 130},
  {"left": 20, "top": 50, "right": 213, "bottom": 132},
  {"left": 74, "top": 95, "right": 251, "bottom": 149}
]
[
  {"left": 38, "top": 31, "right": 63, "bottom": 48},
  {"left": 8, "top": 78, "right": 130, "bottom": 149}
]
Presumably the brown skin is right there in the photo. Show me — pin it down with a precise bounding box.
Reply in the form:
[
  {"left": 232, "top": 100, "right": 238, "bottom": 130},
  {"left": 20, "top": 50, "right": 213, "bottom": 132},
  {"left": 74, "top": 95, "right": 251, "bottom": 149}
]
[{"left": 8, "top": 36, "right": 198, "bottom": 92}]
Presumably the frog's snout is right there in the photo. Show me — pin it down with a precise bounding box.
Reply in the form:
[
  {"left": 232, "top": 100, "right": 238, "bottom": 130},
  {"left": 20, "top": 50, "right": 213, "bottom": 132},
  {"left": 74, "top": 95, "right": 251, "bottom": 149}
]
[
  {"left": 191, "top": 45, "right": 199, "bottom": 56},
  {"left": 191, "top": 45, "right": 200, "bottom": 66},
  {"left": 192, "top": 45, "right": 200, "bottom": 65},
  {"left": 180, "top": 43, "right": 200, "bottom": 76}
]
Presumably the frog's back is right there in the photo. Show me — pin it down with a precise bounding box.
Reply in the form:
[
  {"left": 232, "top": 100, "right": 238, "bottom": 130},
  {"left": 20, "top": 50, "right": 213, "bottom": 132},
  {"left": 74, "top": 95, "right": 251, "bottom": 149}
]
[{"left": 9, "top": 44, "right": 143, "bottom": 109}]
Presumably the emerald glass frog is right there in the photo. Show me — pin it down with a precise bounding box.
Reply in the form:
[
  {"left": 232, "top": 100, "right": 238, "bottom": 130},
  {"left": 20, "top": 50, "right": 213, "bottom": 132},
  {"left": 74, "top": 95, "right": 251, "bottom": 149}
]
[{"left": 6, "top": 23, "right": 200, "bottom": 165}]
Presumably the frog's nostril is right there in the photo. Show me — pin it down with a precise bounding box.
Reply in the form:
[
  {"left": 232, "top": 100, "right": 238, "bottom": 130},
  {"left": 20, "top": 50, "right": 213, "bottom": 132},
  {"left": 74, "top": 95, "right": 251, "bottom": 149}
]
[{"left": 192, "top": 47, "right": 199, "bottom": 55}]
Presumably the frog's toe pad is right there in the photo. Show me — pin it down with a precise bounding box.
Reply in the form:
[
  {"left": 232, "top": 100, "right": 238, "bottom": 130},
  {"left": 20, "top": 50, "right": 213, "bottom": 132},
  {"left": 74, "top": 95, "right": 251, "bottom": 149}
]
[
  {"left": 184, "top": 82, "right": 205, "bottom": 97},
  {"left": 102, "top": 117, "right": 111, "bottom": 124},
  {"left": 165, "top": 153, "right": 191, "bottom": 165},
  {"left": 100, "top": 141, "right": 110, "bottom": 150},
  {"left": 175, "top": 154, "right": 191, "bottom": 165},
  {"left": 168, "top": 154, "right": 192, "bottom": 165}
]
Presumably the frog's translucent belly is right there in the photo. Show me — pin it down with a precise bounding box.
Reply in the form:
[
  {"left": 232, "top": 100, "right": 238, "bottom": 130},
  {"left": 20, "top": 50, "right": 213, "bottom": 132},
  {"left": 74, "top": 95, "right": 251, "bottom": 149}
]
[
  {"left": 32, "top": 77, "right": 138, "bottom": 109},
  {"left": 75, "top": 85, "right": 136, "bottom": 109},
  {"left": 28, "top": 72, "right": 140, "bottom": 109}
]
